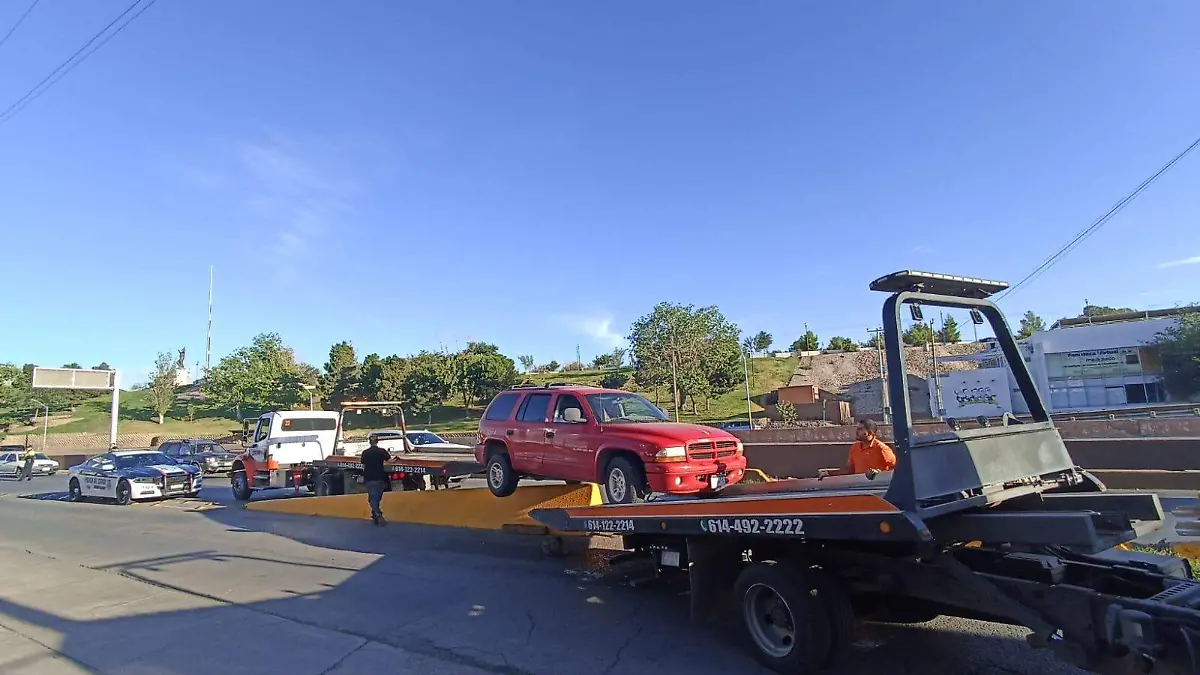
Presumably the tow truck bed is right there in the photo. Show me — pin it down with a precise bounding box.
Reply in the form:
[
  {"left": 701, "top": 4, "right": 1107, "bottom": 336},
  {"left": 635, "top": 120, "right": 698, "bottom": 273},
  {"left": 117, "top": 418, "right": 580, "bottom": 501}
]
[{"left": 312, "top": 452, "right": 483, "bottom": 479}]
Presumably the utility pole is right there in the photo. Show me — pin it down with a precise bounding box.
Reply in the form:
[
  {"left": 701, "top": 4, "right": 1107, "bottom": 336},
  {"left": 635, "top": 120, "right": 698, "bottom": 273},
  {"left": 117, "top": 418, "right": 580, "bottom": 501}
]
[
  {"left": 740, "top": 348, "right": 753, "bottom": 428},
  {"left": 205, "top": 266, "right": 213, "bottom": 377},
  {"left": 930, "top": 319, "right": 944, "bottom": 419},
  {"left": 869, "top": 327, "right": 889, "bottom": 423}
]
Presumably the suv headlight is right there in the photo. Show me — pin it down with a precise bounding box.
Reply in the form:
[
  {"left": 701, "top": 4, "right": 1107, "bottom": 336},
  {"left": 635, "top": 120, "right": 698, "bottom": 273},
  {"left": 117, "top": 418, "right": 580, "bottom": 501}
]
[{"left": 652, "top": 446, "right": 687, "bottom": 463}]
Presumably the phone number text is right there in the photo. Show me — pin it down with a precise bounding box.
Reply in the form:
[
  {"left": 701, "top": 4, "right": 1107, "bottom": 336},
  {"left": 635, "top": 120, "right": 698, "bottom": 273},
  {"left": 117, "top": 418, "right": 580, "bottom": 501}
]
[{"left": 700, "top": 517, "right": 805, "bottom": 536}]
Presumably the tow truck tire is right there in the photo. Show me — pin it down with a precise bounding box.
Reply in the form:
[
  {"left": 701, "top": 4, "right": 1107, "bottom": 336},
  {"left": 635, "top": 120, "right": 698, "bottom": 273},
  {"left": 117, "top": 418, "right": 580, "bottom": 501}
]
[
  {"left": 734, "top": 561, "right": 833, "bottom": 674},
  {"left": 602, "top": 457, "right": 647, "bottom": 505},
  {"left": 231, "top": 470, "right": 252, "bottom": 502},
  {"left": 486, "top": 452, "right": 519, "bottom": 497}
]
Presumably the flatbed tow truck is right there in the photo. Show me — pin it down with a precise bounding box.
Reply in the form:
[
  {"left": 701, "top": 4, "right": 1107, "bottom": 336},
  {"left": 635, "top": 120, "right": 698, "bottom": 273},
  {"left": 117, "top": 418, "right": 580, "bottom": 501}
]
[
  {"left": 531, "top": 271, "right": 1200, "bottom": 675},
  {"left": 231, "top": 401, "right": 482, "bottom": 500}
]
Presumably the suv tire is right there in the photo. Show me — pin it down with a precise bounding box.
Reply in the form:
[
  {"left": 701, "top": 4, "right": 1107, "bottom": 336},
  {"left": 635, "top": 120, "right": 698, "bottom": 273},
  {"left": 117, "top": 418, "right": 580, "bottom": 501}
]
[
  {"left": 603, "top": 457, "right": 647, "bottom": 505},
  {"left": 486, "top": 452, "right": 519, "bottom": 497}
]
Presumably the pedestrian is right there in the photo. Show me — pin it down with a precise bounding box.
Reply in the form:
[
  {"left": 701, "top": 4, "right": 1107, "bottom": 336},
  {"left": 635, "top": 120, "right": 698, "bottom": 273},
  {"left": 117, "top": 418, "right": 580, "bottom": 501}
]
[
  {"left": 21, "top": 445, "right": 36, "bottom": 481},
  {"left": 360, "top": 435, "right": 391, "bottom": 526}
]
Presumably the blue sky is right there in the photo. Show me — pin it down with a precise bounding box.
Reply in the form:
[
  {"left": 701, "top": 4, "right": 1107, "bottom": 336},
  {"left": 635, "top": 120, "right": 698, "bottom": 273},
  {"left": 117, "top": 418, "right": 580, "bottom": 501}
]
[{"left": 1, "top": 1, "right": 1198, "bottom": 383}]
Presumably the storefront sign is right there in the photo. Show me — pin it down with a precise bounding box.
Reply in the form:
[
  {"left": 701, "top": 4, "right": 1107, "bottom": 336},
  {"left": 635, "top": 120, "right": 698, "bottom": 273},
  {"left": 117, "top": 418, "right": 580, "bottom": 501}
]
[{"left": 1052, "top": 347, "right": 1142, "bottom": 377}]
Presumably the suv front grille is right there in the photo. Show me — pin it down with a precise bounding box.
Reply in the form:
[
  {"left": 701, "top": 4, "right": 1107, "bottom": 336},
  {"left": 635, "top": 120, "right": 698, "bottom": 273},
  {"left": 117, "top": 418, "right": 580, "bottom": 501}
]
[
  {"left": 688, "top": 440, "right": 738, "bottom": 461},
  {"left": 165, "top": 475, "right": 189, "bottom": 492},
  {"left": 716, "top": 440, "right": 738, "bottom": 458}
]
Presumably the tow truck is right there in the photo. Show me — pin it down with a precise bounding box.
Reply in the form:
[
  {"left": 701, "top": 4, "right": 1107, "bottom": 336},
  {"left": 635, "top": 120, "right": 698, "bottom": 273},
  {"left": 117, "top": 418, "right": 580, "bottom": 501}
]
[
  {"left": 532, "top": 271, "right": 1200, "bottom": 675},
  {"left": 230, "top": 401, "right": 482, "bottom": 501}
]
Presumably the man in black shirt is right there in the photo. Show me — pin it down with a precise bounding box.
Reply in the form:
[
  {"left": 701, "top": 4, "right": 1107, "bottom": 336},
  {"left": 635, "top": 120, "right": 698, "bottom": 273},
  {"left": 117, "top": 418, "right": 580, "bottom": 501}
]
[{"left": 360, "top": 436, "right": 391, "bottom": 526}]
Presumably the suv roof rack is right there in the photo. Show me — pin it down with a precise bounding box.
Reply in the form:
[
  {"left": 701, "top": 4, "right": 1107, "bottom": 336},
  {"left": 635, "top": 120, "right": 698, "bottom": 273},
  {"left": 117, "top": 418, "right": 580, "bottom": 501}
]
[{"left": 506, "top": 382, "right": 592, "bottom": 391}]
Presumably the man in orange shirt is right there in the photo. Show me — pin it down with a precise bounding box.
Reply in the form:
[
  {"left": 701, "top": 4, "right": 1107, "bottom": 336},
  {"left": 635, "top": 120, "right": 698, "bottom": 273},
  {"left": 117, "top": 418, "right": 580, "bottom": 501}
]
[{"left": 819, "top": 419, "right": 896, "bottom": 478}]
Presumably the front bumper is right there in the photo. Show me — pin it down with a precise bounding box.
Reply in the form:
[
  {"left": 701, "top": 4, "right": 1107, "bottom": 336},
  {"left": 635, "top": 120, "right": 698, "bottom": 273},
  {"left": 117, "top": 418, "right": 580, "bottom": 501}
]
[
  {"left": 131, "top": 476, "right": 203, "bottom": 499},
  {"left": 644, "top": 455, "right": 748, "bottom": 493}
]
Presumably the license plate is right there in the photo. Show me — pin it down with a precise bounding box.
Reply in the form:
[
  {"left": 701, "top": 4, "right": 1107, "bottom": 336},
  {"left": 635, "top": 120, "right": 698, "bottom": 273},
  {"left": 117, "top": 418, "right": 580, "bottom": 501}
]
[
  {"left": 660, "top": 550, "right": 681, "bottom": 567},
  {"left": 708, "top": 474, "right": 727, "bottom": 490}
]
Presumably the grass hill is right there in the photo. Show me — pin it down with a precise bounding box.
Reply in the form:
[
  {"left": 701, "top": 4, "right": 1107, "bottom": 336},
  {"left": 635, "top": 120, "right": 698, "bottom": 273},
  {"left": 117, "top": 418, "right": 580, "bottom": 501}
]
[{"left": 5, "top": 357, "right": 799, "bottom": 438}]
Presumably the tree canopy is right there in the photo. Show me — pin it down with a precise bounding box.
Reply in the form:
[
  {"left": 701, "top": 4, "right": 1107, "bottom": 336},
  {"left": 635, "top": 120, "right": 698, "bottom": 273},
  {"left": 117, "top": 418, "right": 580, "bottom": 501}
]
[
  {"left": 790, "top": 330, "right": 819, "bottom": 353},
  {"left": 202, "top": 333, "right": 317, "bottom": 419},
  {"left": 1016, "top": 311, "right": 1045, "bottom": 339},
  {"left": 937, "top": 316, "right": 962, "bottom": 343},
  {"left": 1155, "top": 312, "right": 1200, "bottom": 401},
  {"left": 628, "top": 302, "right": 744, "bottom": 414},
  {"left": 826, "top": 336, "right": 858, "bottom": 352}
]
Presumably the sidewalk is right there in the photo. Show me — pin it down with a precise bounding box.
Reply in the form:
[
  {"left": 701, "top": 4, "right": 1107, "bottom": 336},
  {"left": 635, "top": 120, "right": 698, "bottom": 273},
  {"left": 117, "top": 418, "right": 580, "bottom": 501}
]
[{"left": 0, "top": 546, "right": 486, "bottom": 675}]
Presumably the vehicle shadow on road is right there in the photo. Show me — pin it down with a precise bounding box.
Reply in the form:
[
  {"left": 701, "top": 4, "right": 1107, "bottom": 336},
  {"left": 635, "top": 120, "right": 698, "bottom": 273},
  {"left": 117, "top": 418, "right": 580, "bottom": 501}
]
[{"left": 0, "top": 495, "right": 1090, "bottom": 675}]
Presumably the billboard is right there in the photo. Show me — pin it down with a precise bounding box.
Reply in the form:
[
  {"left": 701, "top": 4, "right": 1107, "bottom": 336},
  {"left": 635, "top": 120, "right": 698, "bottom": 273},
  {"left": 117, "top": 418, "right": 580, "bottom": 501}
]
[
  {"left": 31, "top": 367, "right": 116, "bottom": 390},
  {"left": 1046, "top": 348, "right": 1145, "bottom": 378}
]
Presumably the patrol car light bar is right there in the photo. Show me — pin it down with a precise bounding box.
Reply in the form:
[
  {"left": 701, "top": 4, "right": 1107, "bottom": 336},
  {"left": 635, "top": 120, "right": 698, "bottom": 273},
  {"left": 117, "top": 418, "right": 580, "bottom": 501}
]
[{"left": 869, "top": 271, "right": 1009, "bottom": 299}]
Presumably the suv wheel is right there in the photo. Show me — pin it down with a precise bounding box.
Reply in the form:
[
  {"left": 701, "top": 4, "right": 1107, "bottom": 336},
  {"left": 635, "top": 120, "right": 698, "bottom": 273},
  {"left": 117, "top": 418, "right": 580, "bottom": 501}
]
[
  {"left": 603, "top": 457, "right": 647, "bottom": 505},
  {"left": 486, "top": 452, "right": 519, "bottom": 497}
]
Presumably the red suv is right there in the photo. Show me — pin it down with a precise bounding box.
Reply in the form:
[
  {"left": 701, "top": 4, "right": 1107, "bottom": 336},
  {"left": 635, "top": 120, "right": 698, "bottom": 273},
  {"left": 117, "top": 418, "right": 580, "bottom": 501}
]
[{"left": 475, "top": 384, "right": 748, "bottom": 504}]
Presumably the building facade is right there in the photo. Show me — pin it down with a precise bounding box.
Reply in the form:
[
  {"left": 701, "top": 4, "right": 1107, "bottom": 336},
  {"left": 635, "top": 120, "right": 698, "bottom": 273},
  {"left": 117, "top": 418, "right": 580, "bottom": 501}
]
[{"left": 932, "top": 312, "right": 1185, "bottom": 418}]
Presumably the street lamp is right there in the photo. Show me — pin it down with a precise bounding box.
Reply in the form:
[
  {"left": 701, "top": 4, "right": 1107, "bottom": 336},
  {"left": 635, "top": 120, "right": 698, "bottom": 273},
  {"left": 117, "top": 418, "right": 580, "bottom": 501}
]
[
  {"left": 740, "top": 349, "right": 753, "bottom": 428},
  {"left": 30, "top": 398, "right": 49, "bottom": 453},
  {"left": 301, "top": 384, "right": 315, "bottom": 411}
]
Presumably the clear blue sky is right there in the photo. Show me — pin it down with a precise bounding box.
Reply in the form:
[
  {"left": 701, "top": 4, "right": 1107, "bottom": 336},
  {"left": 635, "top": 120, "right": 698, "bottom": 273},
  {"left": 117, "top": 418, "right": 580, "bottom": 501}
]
[{"left": 2, "top": 1, "right": 1198, "bottom": 383}]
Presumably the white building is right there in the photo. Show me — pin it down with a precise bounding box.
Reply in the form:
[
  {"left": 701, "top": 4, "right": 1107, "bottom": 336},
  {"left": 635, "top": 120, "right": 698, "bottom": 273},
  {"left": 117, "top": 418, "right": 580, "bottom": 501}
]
[{"left": 931, "top": 308, "right": 1193, "bottom": 418}]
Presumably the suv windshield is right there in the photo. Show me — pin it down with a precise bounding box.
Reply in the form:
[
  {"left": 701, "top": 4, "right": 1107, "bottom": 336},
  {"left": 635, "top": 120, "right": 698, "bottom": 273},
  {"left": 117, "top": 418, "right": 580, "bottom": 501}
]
[
  {"left": 194, "top": 442, "right": 223, "bottom": 454},
  {"left": 585, "top": 393, "right": 670, "bottom": 424},
  {"left": 114, "top": 453, "right": 176, "bottom": 469}
]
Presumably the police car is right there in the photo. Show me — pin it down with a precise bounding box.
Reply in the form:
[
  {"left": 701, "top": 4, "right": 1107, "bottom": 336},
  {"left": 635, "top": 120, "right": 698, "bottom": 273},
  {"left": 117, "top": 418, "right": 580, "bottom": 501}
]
[{"left": 67, "top": 450, "right": 202, "bottom": 505}]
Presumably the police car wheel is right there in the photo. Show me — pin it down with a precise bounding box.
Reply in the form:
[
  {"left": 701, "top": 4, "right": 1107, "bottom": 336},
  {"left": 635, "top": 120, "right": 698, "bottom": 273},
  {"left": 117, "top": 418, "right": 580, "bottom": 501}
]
[
  {"left": 68, "top": 478, "right": 83, "bottom": 502},
  {"left": 115, "top": 480, "right": 132, "bottom": 506}
]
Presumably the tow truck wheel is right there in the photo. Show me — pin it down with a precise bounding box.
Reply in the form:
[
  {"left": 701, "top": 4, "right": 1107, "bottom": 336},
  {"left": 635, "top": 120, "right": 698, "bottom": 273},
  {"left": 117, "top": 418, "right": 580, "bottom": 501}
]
[
  {"left": 734, "top": 562, "right": 833, "bottom": 674},
  {"left": 603, "top": 457, "right": 647, "bottom": 505},
  {"left": 230, "top": 470, "right": 252, "bottom": 502},
  {"left": 486, "top": 452, "right": 519, "bottom": 497}
]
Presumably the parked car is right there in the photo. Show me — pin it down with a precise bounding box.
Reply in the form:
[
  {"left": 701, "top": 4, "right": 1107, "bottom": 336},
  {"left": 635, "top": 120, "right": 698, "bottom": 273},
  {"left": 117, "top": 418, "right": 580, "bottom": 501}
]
[
  {"left": 475, "top": 384, "right": 748, "bottom": 504},
  {"left": 158, "top": 438, "right": 237, "bottom": 474},
  {"left": 341, "top": 429, "right": 472, "bottom": 456},
  {"left": 0, "top": 447, "right": 59, "bottom": 476},
  {"left": 67, "top": 450, "right": 202, "bottom": 504}
]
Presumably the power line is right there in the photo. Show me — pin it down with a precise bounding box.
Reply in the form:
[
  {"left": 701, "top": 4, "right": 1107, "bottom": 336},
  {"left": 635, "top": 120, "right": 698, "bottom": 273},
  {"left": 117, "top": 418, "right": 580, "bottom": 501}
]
[
  {"left": 0, "top": 0, "right": 41, "bottom": 52},
  {"left": 997, "top": 134, "right": 1200, "bottom": 303},
  {"left": 0, "top": 0, "right": 160, "bottom": 128}
]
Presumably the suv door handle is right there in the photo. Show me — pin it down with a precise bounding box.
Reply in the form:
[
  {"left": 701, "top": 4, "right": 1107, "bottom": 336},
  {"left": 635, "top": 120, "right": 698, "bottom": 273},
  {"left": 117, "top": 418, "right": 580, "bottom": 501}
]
[
  {"left": 545, "top": 430, "right": 555, "bottom": 439},
  {"left": 505, "top": 429, "right": 515, "bottom": 436}
]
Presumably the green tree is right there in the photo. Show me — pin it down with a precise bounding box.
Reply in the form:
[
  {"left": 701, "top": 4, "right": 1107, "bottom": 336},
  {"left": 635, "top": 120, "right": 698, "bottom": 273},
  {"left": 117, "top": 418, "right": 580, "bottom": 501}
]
[
  {"left": 1155, "top": 312, "right": 1200, "bottom": 401},
  {"left": 628, "top": 302, "right": 743, "bottom": 414},
  {"left": 826, "top": 336, "right": 858, "bottom": 352},
  {"left": 0, "top": 363, "right": 31, "bottom": 421},
  {"left": 146, "top": 352, "right": 178, "bottom": 425},
  {"left": 402, "top": 352, "right": 454, "bottom": 423},
  {"left": 600, "top": 372, "right": 629, "bottom": 390},
  {"left": 561, "top": 360, "right": 585, "bottom": 372},
  {"left": 92, "top": 362, "right": 111, "bottom": 371},
  {"left": 456, "top": 343, "right": 518, "bottom": 406},
  {"left": 776, "top": 400, "right": 798, "bottom": 424},
  {"left": 938, "top": 316, "right": 962, "bottom": 343},
  {"left": 611, "top": 347, "right": 628, "bottom": 368},
  {"left": 751, "top": 331, "right": 773, "bottom": 353},
  {"left": 518, "top": 355, "right": 535, "bottom": 373},
  {"left": 1017, "top": 311, "right": 1046, "bottom": 339},
  {"left": 62, "top": 362, "right": 81, "bottom": 369},
  {"left": 320, "top": 341, "right": 360, "bottom": 408},
  {"left": 903, "top": 322, "right": 935, "bottom": 346},
  {"left": 1081, "top": 304, "right": 1135, "bottom": 318},
  {"left": 203, "top": 333, "right": 315, "bottom": 419},
  {"left": 790, "top": 331, "right": 819, "bottom": 353}
]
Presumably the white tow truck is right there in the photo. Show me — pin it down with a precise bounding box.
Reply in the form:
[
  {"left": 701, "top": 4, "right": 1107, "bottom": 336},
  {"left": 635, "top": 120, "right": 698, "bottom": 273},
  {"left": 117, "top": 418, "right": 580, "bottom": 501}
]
[{"left": 229, "top": 402, "right": 480, "bottom": 501}]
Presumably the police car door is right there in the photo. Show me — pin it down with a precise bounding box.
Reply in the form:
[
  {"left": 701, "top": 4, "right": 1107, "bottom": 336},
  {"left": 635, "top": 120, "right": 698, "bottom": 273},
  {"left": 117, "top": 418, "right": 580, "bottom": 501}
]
[{"left": 80, "top": 455, "right": 117, "bottom": 497}]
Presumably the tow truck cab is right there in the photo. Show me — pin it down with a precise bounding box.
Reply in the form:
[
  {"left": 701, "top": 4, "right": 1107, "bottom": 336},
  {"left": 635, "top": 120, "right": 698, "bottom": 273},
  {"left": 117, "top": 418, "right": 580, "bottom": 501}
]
[{"left": 231, "top": 411, "right": 339, "bottom": 498}]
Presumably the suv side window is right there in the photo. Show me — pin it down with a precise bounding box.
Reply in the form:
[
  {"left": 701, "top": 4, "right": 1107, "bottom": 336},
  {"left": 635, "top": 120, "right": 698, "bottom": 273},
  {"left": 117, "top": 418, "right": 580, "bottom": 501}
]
[
  {"left": 516, "top": 394, "right": 551, "bottom": 423},
  {"left": 178, "top": 443, "right": 194, "bottom": 456},
  {"left": 161, "top": 442, "right": 179, "bottom": 456},
  {"left": 552, "top": 395, "right": 587, "bottom": 424},
  {"left": 484, "top": 393, "right": 520, "bottom": 421}
]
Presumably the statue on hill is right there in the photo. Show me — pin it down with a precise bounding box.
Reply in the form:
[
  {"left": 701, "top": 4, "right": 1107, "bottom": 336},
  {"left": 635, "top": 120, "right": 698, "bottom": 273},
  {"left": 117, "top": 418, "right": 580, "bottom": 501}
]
[{"left": 176, "top": 348, "right": 186, "bottom": 370}]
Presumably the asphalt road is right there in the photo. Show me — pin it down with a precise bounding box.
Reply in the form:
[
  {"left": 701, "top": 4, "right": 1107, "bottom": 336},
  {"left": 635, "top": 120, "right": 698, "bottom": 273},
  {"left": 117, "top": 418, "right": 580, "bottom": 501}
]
[{"left": 0, "top": 473, "right": 1193, "bottom": 675}]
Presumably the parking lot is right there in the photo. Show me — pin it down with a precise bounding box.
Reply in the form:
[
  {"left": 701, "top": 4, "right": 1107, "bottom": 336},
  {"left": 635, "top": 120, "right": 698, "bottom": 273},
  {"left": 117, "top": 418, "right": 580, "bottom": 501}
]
[{"left": 0, "top": 471, "right": 1193, "bottom": 675}]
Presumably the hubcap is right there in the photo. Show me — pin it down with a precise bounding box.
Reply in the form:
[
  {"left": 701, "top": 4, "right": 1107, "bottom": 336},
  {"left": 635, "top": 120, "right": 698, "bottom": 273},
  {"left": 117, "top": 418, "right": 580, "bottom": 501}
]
[
  {"left": 489, "top": 462, "right": 504, "bottom": 488},
  {"left": 608, "top": 468, "right": 627, "bottom": 503},
  {"left": 233, "top": 474, "right": 245, "bottom": 493},
  {"left": 743, "top": 584, "right": 797, "bottom": 659}
]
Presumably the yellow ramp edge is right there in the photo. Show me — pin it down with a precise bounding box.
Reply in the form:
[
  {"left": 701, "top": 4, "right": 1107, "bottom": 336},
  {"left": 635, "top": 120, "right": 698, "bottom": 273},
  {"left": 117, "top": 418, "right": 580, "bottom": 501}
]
[{"left": 244, "top": 484, "right": 603, "bottom": 531}]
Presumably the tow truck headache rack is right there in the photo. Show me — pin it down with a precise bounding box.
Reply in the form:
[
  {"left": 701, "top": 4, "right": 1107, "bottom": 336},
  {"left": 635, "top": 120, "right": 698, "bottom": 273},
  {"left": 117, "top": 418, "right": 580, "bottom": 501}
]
[{"left": 531, "top": 270, "right": 1200, "bottom": 675}]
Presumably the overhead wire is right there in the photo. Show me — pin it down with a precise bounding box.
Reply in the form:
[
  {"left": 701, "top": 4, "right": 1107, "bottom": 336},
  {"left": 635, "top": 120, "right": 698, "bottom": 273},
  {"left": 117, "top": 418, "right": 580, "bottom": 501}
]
[
  {"left": 996, "top": 134, "right": 1200, "bottom": 303},
  {"left": 0, "top": 0, "right": 161, "bottom": 128},
  {"left": 0, "top": 0, "right": 41, "bottom": 52}
]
